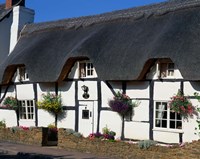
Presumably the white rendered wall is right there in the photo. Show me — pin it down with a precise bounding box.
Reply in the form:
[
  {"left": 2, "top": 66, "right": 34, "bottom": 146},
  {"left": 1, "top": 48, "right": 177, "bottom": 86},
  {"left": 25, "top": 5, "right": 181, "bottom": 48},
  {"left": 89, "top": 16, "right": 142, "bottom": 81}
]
[
  {"left": 154, "top": 81, "right": 180, "bottom": 101},
  {"left": 154, "top": 130, "right": 180, "bottom": 143},
  {"left": 100, "top": 111, "right": 122, "bottom": 139},
  {"left": 183, "top": 114, "right": 199, "bottom": 142},
  {"left": 59, "top": 82, "right": 75, "bottom": 106},
  {"left": 37, "top": 109, "right": 55, "bottom": 127},
  {"left": 100, "top": 81, "right": 150, "bottom": 140},
  {"left": 78, "top": 81, "right": 97, "bottom": 100},
  {"left": 132, "top": 100, "right": 149, "bottom": 122},
  {"left": 57, "top": 110, "right": 75, "bottom": 129},
  {"left": 183, "top": 82, "right": 200, "bottom": 142},
  {"left": 126, "top": 81, "right": 149, "bottom": 99},
  {"left": 184, "top": 81, "right": 200, "bottom": 96},
  {"left": 0, "top": 86, "right": 17, "bottom": 127},
  {"left": 125, "top": 122, "right": 149, "bottom": 140},
  {"left": 101, "top": 81, "right": 122, "bottom": 108},
  {"left": 125, "top": 82, "right": 150, "bottom": 140},
  {"left": 16, "top": 84, "right": 34, "bottom": 99},
  {"left": 37, "top": 83, "right": 56, "bottom": 101},
  {"left": 9, "top": 6, "right": 34, "bottom": 53},
  {"left": 0, "top": 109, "right": 17, "bottom": 127}
]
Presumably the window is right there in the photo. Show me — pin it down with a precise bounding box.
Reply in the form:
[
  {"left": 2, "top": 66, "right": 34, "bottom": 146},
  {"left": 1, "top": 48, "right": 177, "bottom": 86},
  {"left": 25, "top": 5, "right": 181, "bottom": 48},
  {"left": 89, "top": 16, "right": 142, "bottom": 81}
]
[
  {"left": 157, "top": 62, "right": 175, "bottom": 78},
  {"left": 18, "top": 100, "right": 35, "bottom": 120},
  {"left": 82, "top": 110, "right": 90, "bottom": 119},
  {"left": 154, "top": 101, "right": 182, "bottom": 130},
  {"left": 79, "top": 61, "right": 95, "bottom": 78},
  {"left": 17, "top": 67, "right": 29, "bottom": 81}
]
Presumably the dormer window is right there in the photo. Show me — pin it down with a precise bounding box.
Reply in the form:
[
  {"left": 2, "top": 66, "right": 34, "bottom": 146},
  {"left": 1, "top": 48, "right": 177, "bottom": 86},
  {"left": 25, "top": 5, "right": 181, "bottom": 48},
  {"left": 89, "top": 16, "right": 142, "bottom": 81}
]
[
  {"left": 17, "top": 66, "right": 29, "bottom": 81},
  {"left": 157, "top": 60, "right": 175, "bottom": 78},
  {"left": 79, "top": 61, "right": 96, "bottom": 78}
]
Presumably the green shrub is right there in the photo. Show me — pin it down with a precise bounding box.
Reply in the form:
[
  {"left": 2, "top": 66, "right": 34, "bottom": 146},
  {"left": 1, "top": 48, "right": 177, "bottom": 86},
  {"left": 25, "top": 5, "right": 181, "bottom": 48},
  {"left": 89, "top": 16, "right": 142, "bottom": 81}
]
[
  {"left": 0, "top": 120, "right": 6, "bottom": 128},
  {"left": 10, "top": 126, "right": 21, "bottom": 133},
  {"left": 65, "top": 128, "right": 75, "bottom": 135},
  {"left": 73, "top": 132, "right": 82, "bottom": 138},
  {"left": 138, "top": 140, "right": 157, "bottom": 149},
  {"left": 65, "top": 128, "right": 82, "bottom": 137},
  {"left": 3, "top": 96, "right": 18, "bottom": 110}
]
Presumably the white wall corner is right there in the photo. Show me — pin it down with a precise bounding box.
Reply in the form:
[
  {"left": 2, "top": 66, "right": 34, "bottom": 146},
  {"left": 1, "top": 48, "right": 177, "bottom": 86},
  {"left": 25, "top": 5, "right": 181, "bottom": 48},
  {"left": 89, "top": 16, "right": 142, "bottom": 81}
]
[{"left": 9, "top": 6, "right": 35, "bottom": 54}]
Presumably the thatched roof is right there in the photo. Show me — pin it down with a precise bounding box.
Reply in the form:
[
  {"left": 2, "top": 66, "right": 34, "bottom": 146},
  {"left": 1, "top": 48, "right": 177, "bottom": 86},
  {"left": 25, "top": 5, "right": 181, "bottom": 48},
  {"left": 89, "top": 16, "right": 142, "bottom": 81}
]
[
  {"left": 0, "top": 3, "right": 12, "bottom": 22},
  {"left": 1, "top": 0, "right": 200, "bottom": 84}
]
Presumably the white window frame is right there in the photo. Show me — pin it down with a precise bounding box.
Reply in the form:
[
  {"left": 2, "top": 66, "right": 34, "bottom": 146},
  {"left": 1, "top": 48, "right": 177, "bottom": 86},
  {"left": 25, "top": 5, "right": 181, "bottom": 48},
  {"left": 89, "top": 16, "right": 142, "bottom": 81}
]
[
  {"left": 18, "top": 100, "right": 35, "bottom": 120},
  {"left": 154, "top": 101, "right": 182, "bottom": 131},
  {"left": 17, "top": 67, "right": 29, "bottom": 81},
  {"left": 79, "top": 61, "right": 96, "bottom": 78},
  {"left": 156, "top": 62, "right": 175, "bottom": 78}
]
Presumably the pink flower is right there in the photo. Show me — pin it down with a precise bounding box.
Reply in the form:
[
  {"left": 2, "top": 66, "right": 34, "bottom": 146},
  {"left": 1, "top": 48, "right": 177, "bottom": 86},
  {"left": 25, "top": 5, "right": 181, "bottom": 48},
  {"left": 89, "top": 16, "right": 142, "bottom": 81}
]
[{"left": 180, "top": 106, "right": 185, "bottom": 112}]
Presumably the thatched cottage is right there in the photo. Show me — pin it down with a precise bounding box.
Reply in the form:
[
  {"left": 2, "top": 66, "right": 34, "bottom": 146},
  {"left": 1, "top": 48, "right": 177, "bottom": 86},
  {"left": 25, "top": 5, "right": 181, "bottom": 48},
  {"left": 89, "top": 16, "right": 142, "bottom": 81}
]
[{"left": 0, "top": 0, "right": 200, "bottom": 143}]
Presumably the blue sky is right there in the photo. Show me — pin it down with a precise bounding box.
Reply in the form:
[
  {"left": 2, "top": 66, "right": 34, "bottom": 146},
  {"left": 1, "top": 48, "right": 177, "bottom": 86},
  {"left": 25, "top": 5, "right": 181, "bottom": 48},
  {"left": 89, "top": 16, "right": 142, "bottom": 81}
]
[{"left": 0, "top": 0, "right": 166, "bottom": 22}]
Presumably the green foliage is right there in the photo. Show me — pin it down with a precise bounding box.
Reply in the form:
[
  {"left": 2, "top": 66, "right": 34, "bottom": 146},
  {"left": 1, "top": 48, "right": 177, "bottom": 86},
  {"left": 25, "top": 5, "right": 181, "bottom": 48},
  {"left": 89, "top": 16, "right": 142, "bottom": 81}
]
[
  {"left": 73, "top": 132, "right": 82, "bottom": 138},
  {"left": 10, "top": 126, "right": 21, "bottom": 133},
  {"left": 89, "top": 125, "right": 116, "bottom": 141},
  {"left": 102, "top": 125, "right": 116, "bottom": 137},
  {"left": 194, "top": 93, "right": 200, "bottom": 137},
  {"left": 65, "top": 128, "right": 82, "bottom": 138},
  {"left": 65, "top": 128, "right": 76, "bottom": 134},
  {"left": 37, "top": 92, "right": 63, "bottom": 115},
  {"left": 3, "top": 96, "right": 18, "bottom": 110},
  {"left": 0, "top": 119, "right": 6, "bottom": 128},
  {"left": 102, "top": 125, "right": 110, "bottom": 134},
  {"left": 194, "top": 92, "right": 200, "bottom": 102},
  {"left": 138, "top": 140, "right": 157, "bottom": 149},
  {"left": 48, "top": 123, "right": 56, "bottom": 129}
]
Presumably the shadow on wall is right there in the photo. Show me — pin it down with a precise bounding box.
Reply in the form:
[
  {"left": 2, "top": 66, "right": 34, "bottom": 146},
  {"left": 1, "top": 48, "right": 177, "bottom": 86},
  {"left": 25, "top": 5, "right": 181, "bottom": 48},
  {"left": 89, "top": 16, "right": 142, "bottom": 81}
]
[
  {"left": 38, "top": 80, "right": 74, "bottom": 95},
  {"left": 38, "top": 83, "right": 57, "bottom": 92},
  {"left": 190, "top": 81, "right": 200, "bottom": 92},
  {"left": 57, "top": 110, "right": 68, "bottom": 122},
  {"left": 127, "top": 81, "right": 149, "bottom": 91}
]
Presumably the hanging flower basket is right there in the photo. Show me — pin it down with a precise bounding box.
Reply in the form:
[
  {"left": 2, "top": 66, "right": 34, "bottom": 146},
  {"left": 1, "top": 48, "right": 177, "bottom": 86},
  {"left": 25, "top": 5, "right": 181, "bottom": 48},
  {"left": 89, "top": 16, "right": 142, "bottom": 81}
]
[
  {"left": 37, "top": 92, "right": 63, "bottom": 115},
  {"left": 169, "top": 91, "right": 196, "bottom": 119},
  {"left": 2, "top": 96, "right": 18, "bottom": 110},
  {"left": 108, "top": 92, "right": 136, "bottom": 116}
]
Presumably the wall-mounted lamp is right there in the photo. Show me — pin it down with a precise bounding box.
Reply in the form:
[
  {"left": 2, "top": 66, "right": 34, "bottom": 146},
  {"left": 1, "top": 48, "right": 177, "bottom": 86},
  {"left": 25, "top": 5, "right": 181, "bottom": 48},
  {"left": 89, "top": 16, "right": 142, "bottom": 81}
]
[{"left": 81, "top": 85, "right": 90, "bottom": 99}]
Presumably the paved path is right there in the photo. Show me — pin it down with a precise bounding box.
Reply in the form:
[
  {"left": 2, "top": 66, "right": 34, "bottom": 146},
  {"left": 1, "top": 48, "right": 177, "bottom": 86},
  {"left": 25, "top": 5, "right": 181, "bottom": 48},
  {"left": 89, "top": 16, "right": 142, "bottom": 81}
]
[{"left": 0, "top": 141, "right": 113, "bottom": 159}]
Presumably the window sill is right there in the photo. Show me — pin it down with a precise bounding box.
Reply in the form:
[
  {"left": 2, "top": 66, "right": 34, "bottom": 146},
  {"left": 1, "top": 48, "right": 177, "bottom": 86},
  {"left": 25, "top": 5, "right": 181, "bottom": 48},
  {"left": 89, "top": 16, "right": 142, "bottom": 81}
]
[
  {"left": 158, "top": 76, "right": 175, "bottom": 79},
  {"left": 153, "top": 128, "right": 184, "bottom": 134},
  {"left": 80, "top": 77, "right": 97, "bottom": 79},
  {"left": 19, "top": 119, "right": 35, "bottom": 121}
]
